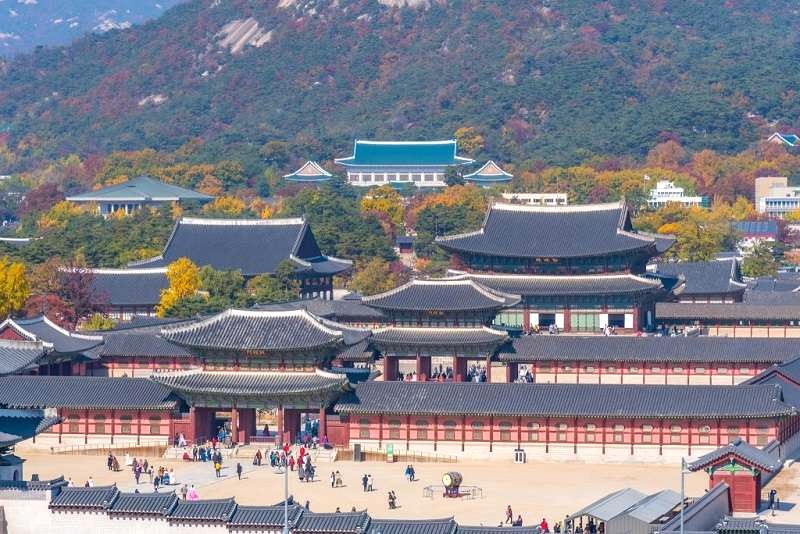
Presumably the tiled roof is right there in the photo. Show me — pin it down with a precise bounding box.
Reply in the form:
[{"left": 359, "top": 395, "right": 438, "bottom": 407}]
[
  {"left": 0, "top": 409, "right": 60, "bottom": 448},
  {"left": 366, "top": 518, "right": 457, "bottom": 534},
  {"left": 294, "top": 511, "right": 371, "bottom": 533},
  {"left": 370, "top": 327, "right": 508, "bottom": 348},
  {"left": 161, "top": 309, "right": 344, "bottom": 352},
  {"left": 335, "top": 382, "right": 794, "bottom": 419},
  {"left": 0, "top": 376, "right": 177, "bottom": 410},
  {"left": 284, "top": 161, "right": 333, "bottom": 182},
  {"left": 66, "top": 176, "right": 212, "bottom": 203},
  {"left": 463, "top": 161, "right": 513, "bottom": 183},
  {"left": 567, "top": 487, "right": 647, "bottom": 522},
  {"left": 335, "top": 140, "right": 473, "bottom": 167},
  {"left": 254, "top": 298, "right": 386, "bottom": 321},
  {"left": 656, "top": 302, "right": 800, "bottom": 321},
  {"left": 151, "top": 370, "right": 349, "bottom": 398},
  {"left": 436, "top": 201, "right": 661, "bottom": 259},
  {"left": 743, "top": 291, "right": 800, "bottom": 305},
  {"left": 168, "top": 498, "right": 237, "bottom": 522},
  {"left": 336, "top": 340, "right": 376, "bottom": 362},
  {"left": 653, "top": 260, "right": 745, "bottom": 296},
  {"left": 89, "top": 268, "right": 168, "bottom": 307},
  {"left": 498, "top": 336, "right": 797, "bottom": 363},
  {"left": 622, "top": 489, "right": 682, "bottom": 523},
  {"left": 456, "top": 528, "right": 540, "bottom": 534},
  {"left": 50, "top": 486, "right": 120, "bottom": 510},
  {"left": 129, "top": 217, "right": 350, "bottom": 276},
  {"left": 448, "top": 272, "right": 664, "bottom": 296},
  {"left": 362, "top": 279, "right": 520, "bottom": 311},
  {"left": 228, "top": 504, "right": 303, "bottom": 528},
  {"left": 659, "top": 482, "right": 729, "bottom": 532},
  {"left": 98, "top": 333, "right": 194, "bottom": 358},
  {"left": 107, "top": 492, "right": 179, "bottom": 515},
  {"left": 1, "top": 316, "right": 102, "bottom": 354},
  {"left": 687, "top": 438, "right": 780, "bottom": 472},
  {"left": 0, "top": 339, "right": 45, "bottom": 376}
]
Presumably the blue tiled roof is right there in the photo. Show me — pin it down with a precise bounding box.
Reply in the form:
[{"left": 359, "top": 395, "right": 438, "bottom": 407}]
[
  {"left": 336, "top": 140, "right": 473, "bottom": 167},
  {"left": 734, "top": 220, "right": 779, "bottom": 236}
]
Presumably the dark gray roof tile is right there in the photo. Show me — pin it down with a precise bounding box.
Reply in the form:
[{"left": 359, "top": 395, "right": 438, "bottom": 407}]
[
  {"left": 99, "top": 333, "right": 193, "bottom": 358},
  {"left": 363, "top": 279, "right": 519, "bottom": 311},
  {"left": 168, "top": 498, "right": 237, "bottom": 522},
  {"left": 0, "top": 340, "right": 45, "bottom": 376},
  {"left": 499, "top": 336, "right": 797, "bottom": 363},
  {"left": 449, "top": 272, "right": 663, "bottom": 296},
  {"left": 0, "top": 376, "right": 177, "bottom": 410},
  {"left": 436, "top": 202, "right": 659, "bottom": 259},
  {"left": 657, "top": 302, "right": 800, "bottom": 321},
  {"left": 151, "top": 370, "right": 349, "bottom": 397},
  {"left": 294, "top": 511, "right": 371, "bottom": 533},
  {"left": 335, "top": 382, "right": 794, "bottom": 419},
  {"left": 161, "top": 309, "right": 345, "bottom": 352},
  {"left": 2, "top": 316, "right": 103, "bottom": 354},
  {"left": 50, "top": 486, "right": 119, "bottom": 510},
  {"left": 0, "top": 409, "right": 60, "bottom": 448},
  {"left": 654, "top": 260, "right": 745, "bottom": 296},
  {"left": 89, "top": 268, "right": 168, "bottom": 307},
  {"left": 107, "top": 492, "right": 179, "bottom": 515},
  {"left": 228, "top": 504, "right": 303, "bottom": 528},
  {"left": 371, "top": 327, "right": 508, "bottom": 348},
  {"left": 687, "top": 438, "right": 780, "bottom": 472},
  {"left": 366, "top": 518, "right": 457, "bottom": 534}
]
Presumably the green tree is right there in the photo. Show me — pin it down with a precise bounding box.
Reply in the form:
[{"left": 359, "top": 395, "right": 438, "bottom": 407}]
[
  {"left": 246, "top": 260, "right": 300, "bottom": 303},
  {"left": 157, "top": 258, "right": 200, "bottom": 317},
  {"left": 444, "top": 166, "right": 465, "bottom": 186},
  {"left": 349, "top": 258, "right": 398, "bottom": 296},
  {"left": 741, "top": 241, "right": 779, "bottom": 278}
]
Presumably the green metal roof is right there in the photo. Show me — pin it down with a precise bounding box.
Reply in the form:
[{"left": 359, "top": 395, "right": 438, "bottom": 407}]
[
  {"left": 335, "top": 140, "right": 474, "bottom": 167},
  {"left": 463, "top": 161, "right": 513, "bottom": 183},
  {"left": 283, "top": 161, "right": 332, "bottom": 182},
  {"left": 66, "top": 176, "right": 213, "bottom": 203}
]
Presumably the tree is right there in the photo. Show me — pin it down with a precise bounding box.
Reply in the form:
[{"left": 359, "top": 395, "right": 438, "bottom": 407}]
[
  {"left": 444, "top": 166, "right": 465, "bottom": 186},
  {"left": 349, "top": 258, "right": 398, "bottom": 296},
  {"left": 58, "top": 264, "right": 109, "bottom": 321},
  {"left": 741, "top": 241, "right": 779, "bottom": 278},
  {"left": 0, "top": 257, "right": 29, "bottom": 318},
  {"left": 246, "top": 260, "right": 300, "bottom": 303},
  {"left": 201, "top": 196, "right": 247, "bottom": 218},
  {"left": 360, "top": 185, "right": 404, "bottom": 228},
  {"left": 455, "top": 127, "right": 485, "bottom": 156},
  {"left": 82, "top": 313, "right": 115, "bottom": 331},
  {"left": 157, "top": 258, "right": 201, "bottom": 317}
]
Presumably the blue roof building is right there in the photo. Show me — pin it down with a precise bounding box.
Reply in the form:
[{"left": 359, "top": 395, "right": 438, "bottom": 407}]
[
  {"left": 283, "top": 161, "right": 332, "bottom": 183},
  {"left": 66, "top": 176, "right": 213, "bottom": 217},
  {"left": 768, "top": 132, "right": 800, "bottom": 147},
  {"left": 463, "top": 160, "right": 513, "bottom": 185},
  {"left": 335, "top": 140, "right": 474, "bottom": 188}
]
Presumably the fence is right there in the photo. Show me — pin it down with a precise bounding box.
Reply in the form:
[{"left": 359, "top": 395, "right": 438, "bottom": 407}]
[
  {"left": 423, "top": 485, "right": 484, "bottom": 499},
  {"left": 346, "top": 447, "right": 458, "bottom": 464},
  {"left": 49, "top": 442, "right": 167, "bottom": 458}
]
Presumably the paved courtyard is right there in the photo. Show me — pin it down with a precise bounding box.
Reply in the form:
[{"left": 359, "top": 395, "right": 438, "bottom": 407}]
[{"left": 20, "top": 450, "right": 712, "bottom": 527}]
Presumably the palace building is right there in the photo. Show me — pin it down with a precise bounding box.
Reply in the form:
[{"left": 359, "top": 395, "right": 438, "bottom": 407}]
[
  {"left": 130, "top": 217, "right": 352, "bottom": 299},
  {"left": 335, "top": 140, "right": 474, "bottom": 187},
  {"left": 651, "top": 259, "right": 746, "bottom": 303},
  {"left": 283, "top": 160, "right": 333, "bottom": 183},
  {"left": 463, "top": 160, "right": 513, "bottom": 185},
  {"left": 436, "top": 201, "right": 676, "bottom": 333},
  {"left": 87, "top": 267, "right": 169, "bottom": 319}
]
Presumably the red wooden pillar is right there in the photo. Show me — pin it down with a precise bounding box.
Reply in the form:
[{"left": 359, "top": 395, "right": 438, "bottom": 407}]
[
  {"left": 231, "top": 405, "right": 239, "bottom": 445},
  {"left": 276, "top": 405, "right": 284, "bottom": 445},
  {"left": 58, "top": 408, "right": 63, "bottom": 444},
  {"left": 379, "top": 414, "right": 383, "bottom": 448},
  {"left": 489, "top": 415, "right": 493, "bottom": 453},
  {"left": 110, "top": 409, "right": 115, "bottom": 445},
  {"left": 517, "top": 416, "right": 522, "bottom": 450},
  {"left": 406, "top": 414, "right": 411, "bottom": 451},
  {"left": 659, "top": 418, "right": 664, "bottom": 456},
  {"left": 433, "top": 415, "right": 438, "bottom": 452},
  {"left": 461, "top": 415, "right": 466, "bottom": 452},
  {"left": 574, "top": 417, "right": 578, "bottom": 454},
  {"left": 485, "top": 355, "right": 492, "bottom": 382},
  {"left": 137, "top": 409, "right": 142, "bottom": 445},
  {"left": 545, "top": 417, "right": 551, "bottom": 454},
  {"left": 84, "top": 409, "right": 89, "bottom": 445}
]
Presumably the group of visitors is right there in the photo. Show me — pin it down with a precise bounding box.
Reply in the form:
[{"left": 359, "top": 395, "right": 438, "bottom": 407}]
[
  {"left": 403, "top": 464, "right": 416, "bottom": 482},
  {"left": 179, "top": 483, "right": 199, "bottom": 500},
  {"left": 360, "top": 473, "right": 374, "bottom": 492},
  {"left": 330, "top": 470, "right": 344, "bottom": 488},
  {"left": 466, "top": 364, "right": 487, "bottom": 382},
  {"left": 105, "top": 452, "right": 120, "bottom": 472}
]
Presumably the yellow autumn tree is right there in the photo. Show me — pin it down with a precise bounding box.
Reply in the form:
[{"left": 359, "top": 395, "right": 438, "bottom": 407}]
[
  {"left": 156, "top": 258, "right": 201, "bottom": 317},
  {"left": 201, "top": 196, "right": 246, "bottom": 218},
  {"left": 349, "top": 258, "right": 399, "bottom": 296},
  {"left": 0, "top": 257, "right": 29, "bottom": 318},
  {"left": 455, "top": 126, "right": 485, "bottom": 156},
  {"left": 37, "top": 201, "right": 84, "bottom": 231},
  {"left": 360, "top": 185, "right": 404, "bottom": 227}
]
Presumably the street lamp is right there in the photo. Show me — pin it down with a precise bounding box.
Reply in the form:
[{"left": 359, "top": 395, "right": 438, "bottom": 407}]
[{"left": 680, "top": 457, "right": 692, "bottom": 534}]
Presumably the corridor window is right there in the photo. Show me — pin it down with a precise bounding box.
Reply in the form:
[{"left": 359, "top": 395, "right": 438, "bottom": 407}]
[
  {"left": 416, "top": 420, "right": 429, "bottom": 440},
  {"left": 585, "top": 424, "right": 596, "bottom": 443},
  {"left": 68, "top": 414, "right": 80, "bottom": 434},
  {"left": 471, "top": 421, "right": 484, "bottom": 441},
  {"left": 641, "top": 425, "right": 653, "bottom": 443},
  {"left": 698, "top": 426, "right": 711, "bottom": 445},
  {"left": 527, "top": 423, "right": 539, "bottom": 442},
  {"left": 556, "top": 423, "right": 568, "bottom": 442},
  {"left": 149, "top": 416, "right": 161, "bottom": 435},
  {"left": 443, "top": 420, "right": 457, "bottom": 441},
  {"left": 670, "top": 425, "right": 682, "bottom": 444},
  {"left": 498, "top": 421, "right": 512, "bottom": 441},
  {"left": 93, "top": 415, "right": 106, "bottom": 434},
  {"left": 388, "top": 419, "right": 401, "bottom": 440},
  {"left": 120, "top": 415, "right": 132, "bottom": 434},
  {"left": 613, "top": 424, "right": 624, "bottom": 443}
]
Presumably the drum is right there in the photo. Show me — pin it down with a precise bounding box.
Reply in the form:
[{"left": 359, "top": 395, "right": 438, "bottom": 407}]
[{"left": 441, "top": 471, "right": 463, "bottom": 488}]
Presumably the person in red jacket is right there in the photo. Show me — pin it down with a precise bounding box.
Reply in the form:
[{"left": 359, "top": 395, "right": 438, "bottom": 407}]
[{"left": 540, "top": 517, "right": 549, "bottom": 532}]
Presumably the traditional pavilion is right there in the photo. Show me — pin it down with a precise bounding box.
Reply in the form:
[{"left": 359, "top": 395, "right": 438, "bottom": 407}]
[
  {"left": 87, "top": 267, "right": 168, "bottom": 319},
  {"left": 436, "top": 201, "right": 675, "bottom": 333},
  {"left": 130, "top": 217, "right": 351, "bottom": 299},
  {"left": 65, "top": 175, "right": 212, "bottom": 217},
  {"left": 463, "top": 160, "right": 513, "bottom": 185},
  {"left": 335, "top": 140, "right": 474, "bottom": 187},
  {"left": 0, "top": 407, "right": 59, "bottom": 481},
  {"left": 283, "top": 161, "right": 333, "bottom": 183},
  {"left": 360, "top": 278, "right": 517, "bottom": 381},
  {"left": 651, "top": 259, "right": 746, "bottom": 303},
  {"left": 151, "top": 309, "right": 369, "bottom": 444}
]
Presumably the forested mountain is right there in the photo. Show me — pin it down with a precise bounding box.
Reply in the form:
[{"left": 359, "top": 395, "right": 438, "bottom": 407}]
[
  {"left": 1, "top": 0, "right": 800, "bottom": 172},
  {"left": 0, "top": 0, "right": 182, "bottom": 57}
]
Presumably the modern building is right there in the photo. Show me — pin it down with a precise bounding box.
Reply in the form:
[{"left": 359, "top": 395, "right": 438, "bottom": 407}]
[
  {"left": 755, "top": 176, "right": 800, "bottom": 217},
  {"left": 651, "top": 259, "right": 746, "bottom": 303},
  {"left": 130, "top": 217, "right": 352, "bottom": 299},
  {"left": 66, "top": 176, "right": 213, "bottom": 217},
  {"left": 436, "top": 201, "right": 675, "bottom": 333},
  {"left": 463, "top": 160, "right": 513, "bottom": 185},
  {"left": 500, "top": 192, "right": 568, "bottom": 206},
  {"left": 735, "top": 220, "right": 780, "bottom": 254},
  {"left": 283, "top": 161, "right": 332, "bottom": 183},
  {"left": 334, "top": 140, "right": 474, "bottom": 187},
  {"left": 646, "top": 180, "right": 707, "bottom": 208}
]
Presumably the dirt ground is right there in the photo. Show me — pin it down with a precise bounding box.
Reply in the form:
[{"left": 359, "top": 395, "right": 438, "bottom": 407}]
[{"left": 19, "top": 451, "right": 710, "bottom": 528}]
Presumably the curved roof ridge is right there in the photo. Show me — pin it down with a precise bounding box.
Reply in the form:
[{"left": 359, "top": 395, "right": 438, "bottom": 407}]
[
  {"left": 452, "top": 271, "right": 662, "bottom": 284},
  {"left": 354, "top": 139, "right": 457, "bottom": 145},
  {"left": 161, "top": 308, "right": 343, "bottom": 337},
  {"left": 128, "top": 254, "right": 164, "bottom": 267},
  {"left": 87, "top": 267, "right": 168, "bottom": 275},
  {"left": 490, "top": 200, "right": 623, "bottom": 213},
  {"left": 180, "top": 217, "right": 305, "bottom": 226}
]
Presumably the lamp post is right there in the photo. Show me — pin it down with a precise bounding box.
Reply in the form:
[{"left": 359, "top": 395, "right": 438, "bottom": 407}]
[{"left": 680, "top": 457, "right": 691, "bottom": 534}]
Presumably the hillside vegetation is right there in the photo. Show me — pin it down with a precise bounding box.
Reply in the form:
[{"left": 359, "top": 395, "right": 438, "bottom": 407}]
[{"left": 1, "top": 0, "right": 800, "bottom": 171}]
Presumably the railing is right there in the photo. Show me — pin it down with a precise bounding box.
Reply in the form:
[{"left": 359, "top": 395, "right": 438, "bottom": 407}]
[
  {"left": 347, "top": 447, "right": 458, "bottom": 464},
  {"left": 423, "top": 485, "right": 483, "bottom": 499},
  {"left": 49, "top": 442, "right": 167, "bottom": 457}
]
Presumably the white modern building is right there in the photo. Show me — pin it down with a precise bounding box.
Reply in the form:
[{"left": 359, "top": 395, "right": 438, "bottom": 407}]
[
  {"left": 646, "top": 180, "right": 707, "bottom": 208},
  {"left": 755, "top": 176, "right": 800, "bottom": 217},
  {"left": 500, "top": 192, "right": 568, "bottom": 206}
]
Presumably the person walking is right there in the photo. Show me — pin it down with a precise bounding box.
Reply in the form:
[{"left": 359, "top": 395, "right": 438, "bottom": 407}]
[
  {"left": 540, "top": 517, "right": 549, "bottom": 533},
  {"left": 87, "top": 476, "right": 94, "bottom": 488},
  {"left": 107, "top": 453, "right": 114, "bottom": 471},
  {"left": 506, "top": 505, "right": 513, "bottom": 524},
  {"left": 367, "top": 474, "right": 374, "bottom": 492},
  {"left": 362, "top": 473, "right": 369, "bottom": 492},
  {"left": 330, "top": 471, "right": 336, "bottom": 488},
  {"left": 180, "top": 484, "right": 188, "bottom": 500},
  {"left": 215, "top": 461, "right": 222, "bottom": 478},
  {"left": 236, "top": 462, "right": 243, "bottom": 480}
]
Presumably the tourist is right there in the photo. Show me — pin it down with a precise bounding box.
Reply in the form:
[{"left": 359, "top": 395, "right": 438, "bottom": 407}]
[
  {"left": 255, "top": 449, "right": 262, "bottom": 466},
  {"left": 540, "top": 517, "right": 549, "bottom": 532},
  {"left": 187, "top": 484, "right": 199, "bottom": 501},
  {"left": 214, "top": 460, "right": 222, "bottom": 478},
  {"left": 134, "top": 463, "right": 141, "bottom": 484},
  {"left": 367, "top": 474, "right": 373, "bottom": 492},
  {"left": 107, "top": 453, "right": 114, "bottom": 471},
  {"left": 87, "top": 476, "right": 94, "bottom": 488},
  {"left": 67, "top": 478, "right": 74, "bottom": 487},
  {"left": 178, "top": 433, "right": 187, "bottom": 447},
  {"left": 236, "top": 462, "right": 243, "bottom": 480},
  {"left": 263, "top": 423, "right": 270, "bottom": 436},
  {"left": 153, "top": 473, "right": 160, "bottom": 491},
  {"left": 505, "top": 505, "right": 513, "bottom": 524},
  {"left": 289, "top": 454, "right": 296, "bottom": 471},
  {"left": 335, "top": 507, "right": 341, "bottom": 513},
  {"left": 335, "top": 470, "right": 342, "bottom": 487},
  {"left": 388, "top": 491, "right": 397, "bottom": 509},
  {"left": 169, "top": 467, "right": 177, "bottom": 485},
  {"left": 180, "top": 484, "right": 188, "bottom": 500},
  {"left": 330, "top": 471, "right": 335, "bottom": 488},
  {"left": 362, "top": 473, "right": 368, "bottom": 492},
  {"left": 111, "top": 455, "right": 119, "bottom": 472},
  {"left": 513, "top": 515, "right": 524, "bottom": 527},
  {"left": 304, "top": 500, "right": 310, "bottom": 510}
]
